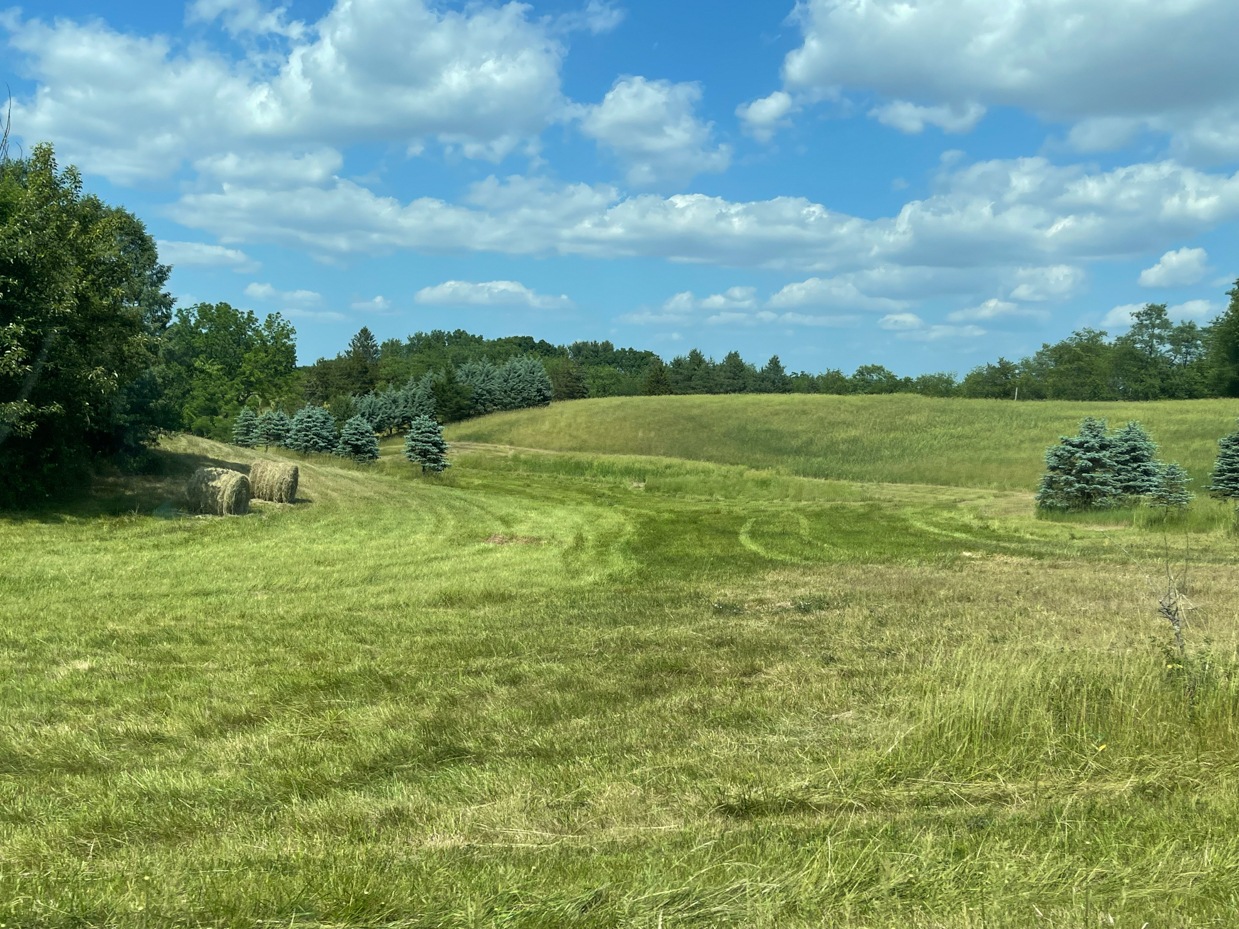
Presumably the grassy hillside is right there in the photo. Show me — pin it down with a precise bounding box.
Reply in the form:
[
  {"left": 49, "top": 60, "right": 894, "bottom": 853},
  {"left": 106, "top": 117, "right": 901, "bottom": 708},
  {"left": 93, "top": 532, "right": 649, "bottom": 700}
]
[
  {"left": 3, "top": 433, "right": 1239, "bottom": 926},
  {"left": 447, "top": 394, "right": 1239, "bottom": 489}
]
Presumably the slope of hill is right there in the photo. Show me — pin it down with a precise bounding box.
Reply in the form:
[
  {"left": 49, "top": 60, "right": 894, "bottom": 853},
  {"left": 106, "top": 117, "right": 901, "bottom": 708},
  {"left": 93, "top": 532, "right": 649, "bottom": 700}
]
[{"left": 446, "top": 394, "right": 1239, "bottom": 489}]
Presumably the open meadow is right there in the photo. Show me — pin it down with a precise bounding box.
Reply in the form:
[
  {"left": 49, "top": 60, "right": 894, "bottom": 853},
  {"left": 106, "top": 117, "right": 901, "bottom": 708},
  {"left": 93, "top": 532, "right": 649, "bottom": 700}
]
[{"left": 3, "top": 395, "right": 1239, "bottom": 927}]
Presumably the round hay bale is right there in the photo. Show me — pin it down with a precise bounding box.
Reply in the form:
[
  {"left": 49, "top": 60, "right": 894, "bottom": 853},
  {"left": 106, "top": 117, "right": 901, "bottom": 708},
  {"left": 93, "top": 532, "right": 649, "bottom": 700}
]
[
  {"left": 249, "top": 459, "right": 299, "bottom": 504},
  {"left": 187, "top": 467, "right": 251, "bottom": 516}
]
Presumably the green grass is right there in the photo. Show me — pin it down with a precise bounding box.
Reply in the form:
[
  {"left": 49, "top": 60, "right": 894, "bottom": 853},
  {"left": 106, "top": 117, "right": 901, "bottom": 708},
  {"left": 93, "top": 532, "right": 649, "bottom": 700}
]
[
  {"left": 447, "top": 393, "right": 1239, "bottom": 489},
  {"left": 3, "top": 403, "right": 1239, "bottom": 927}
]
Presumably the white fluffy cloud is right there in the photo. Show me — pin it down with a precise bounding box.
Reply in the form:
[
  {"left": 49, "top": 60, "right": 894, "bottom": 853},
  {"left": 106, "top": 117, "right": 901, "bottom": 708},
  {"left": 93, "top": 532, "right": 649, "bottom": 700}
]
[
  {"left": 879, "top": 312, "right": 984, "bottom": 341},
  {"left": 766, "top": 277, "right": 909, "bottom": 312},
  {"left": 3, "top": 0, "right": 569, "bottom": 183},
  {"left": 1138, "top": 247, "right": 1210, "bottom": 287},
  {"left": 869, "top": 101, "right": 986, "bottom": 135},
  {"left": 156, "top": 240, "right": 259, "bottom": 273},
  {"left": 245, "top": 282, "right": 323, "bottom": 306},
  {"left": 580, "top": 77, "right": 731, "bottom": 187},
  {"left": 351, "top": 296, "right": 392, "bottom": 313},
  {"left": 782, "top": 0, "right": 1239, "bottom": 159},
  {"left": 736, "top": 91, "right": 798, "bottom": 143},
  {"left": 170, "top": 156, "right": 1239, "bottom": 297},
  {"left": 623, "top": 287, "right": 858, "bottom": 328},
  {"left": 947, "top": 298, "right": 1049, "bottom": 323},
  {"left": 414, "top": 280, "right": 573, "bottom": 310},
  {"left": 1103, "top": 299, "right": 1221, "bottom": 327}
]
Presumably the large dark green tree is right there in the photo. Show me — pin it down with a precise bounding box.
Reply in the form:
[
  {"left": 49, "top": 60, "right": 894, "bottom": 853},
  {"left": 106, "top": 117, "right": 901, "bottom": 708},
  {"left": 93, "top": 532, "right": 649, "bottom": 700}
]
[
  {"left": 1, "top": 144, "right": 173, "bottom": 506},
  {"left": 1207, "top": 282, "right": 1239, "bottom": 396}
]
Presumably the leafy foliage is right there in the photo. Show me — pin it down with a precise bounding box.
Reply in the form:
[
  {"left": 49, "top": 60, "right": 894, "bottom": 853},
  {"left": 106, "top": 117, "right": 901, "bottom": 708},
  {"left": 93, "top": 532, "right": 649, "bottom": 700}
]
[
  {"left": 403, "top": 414, "right": 450, "bottom": 472},
  {"left": 335, "top": 415, "right": 379, "bottom": 463},
  {"left": 0, "top": 144, "right": 172, "bottom": 506}
]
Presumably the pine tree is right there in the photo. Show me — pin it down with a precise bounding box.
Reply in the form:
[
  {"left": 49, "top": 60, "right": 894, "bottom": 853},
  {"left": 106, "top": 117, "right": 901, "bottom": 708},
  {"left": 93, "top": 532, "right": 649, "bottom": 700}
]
[
  {"left": 1111, "top": 421, "right": 1161, "bottom": 497},
  {"left": 335, "top": 415, "right": 379, "bottom": 462},
  {"left": 396, "top": 374, "right": 436, "bottom": 428},
  {"left": 758, "top": 355, "right": 792, "bottom": 394},
  {"left": 255, "top": 409, "right": 291, "bottom": 449},
  {"left": 458, "top": 359, "right": 502, "bottom": 414},
  {"left": 1208, "top": 423, "right": 1239, "bottom": 498},
  {"left": 717, "top": 351, "right": 751, "bottom": 394},
  {"left": 430, "top": 367, "right": 474, "bottom": 423},
  {"left": 287, "top": 405, "right": 338, "bottom": 454},
  {"left": 1035, "top": 417, "right": 1121, "bottom": 510},
  {"left": 1149, "top": 462, "right": 1194, "bottom": 509},
  {"left": 644, "top": 358, "right": 672, "bottom": 395},
  {"left": 404, "top": 414, "right": 450, "bottom": 472},
  {"left": 232, "top": 408, "right": 259, "bottom": 447}
]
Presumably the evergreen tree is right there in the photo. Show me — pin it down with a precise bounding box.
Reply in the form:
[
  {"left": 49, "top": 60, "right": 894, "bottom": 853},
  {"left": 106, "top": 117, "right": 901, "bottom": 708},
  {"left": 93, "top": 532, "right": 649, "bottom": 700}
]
[
  {"left": 1035, "top": 417, "right": 1121, "bottom": 510},
  {"left": 396, "top": 374, "right": 436, "bottom": 427},
  {"left": 546, "top": 358, "right": 589, "bottom": 400},
  {"left": 458, "top": 359, "right": 502, "bottom": 414},
  {"left": 1206, "top": 281, "right": 1239, "bottom": 396},
  {"left": 1150, "top": 462, "right": 1194, "bottom": 509},
  {"left": 644, "top": 358, "right": 672, "bottom": 395},
  {"left": 758, "top": 355, "right": 792, "bottom": 393},
  {"left": 335, "top": 415, "right": 379, "bottom": 462},
  {"left": 287, "top": 405, "right": 338, "bottom": 454},
  {"left": 1111, "top": 421, "right": 1161, "bottom": 497},
  {"left": 430, "top": 367, "right": 474, "bottom": 423},
  {"left": 1208, "top": 423, "right": 1239, "bottom": 498},
  {"left": 256, "top": 409, "right": 291, "bottom": 449},
  {"left": 495, "top": 356, "right": 554, "bottom": 410},
  {"left": 716, "top": 351, "right": 751, "bottom": 393},
  {"left": 232, "top": 408, "right": 259, "bottom": 447},
  {"left": 404, "top": 414, "right": 450, "bottom": 472}
]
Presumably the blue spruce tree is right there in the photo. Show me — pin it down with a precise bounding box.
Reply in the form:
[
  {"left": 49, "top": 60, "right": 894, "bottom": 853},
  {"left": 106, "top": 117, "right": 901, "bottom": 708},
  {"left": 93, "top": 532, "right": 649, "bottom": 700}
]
[
  {"left": 1208, "top": 422, "right": 1239, "bottom": 499},
  {"left": 232, "top": 408, "right": 259, "bottom": 447},
  {"left": 255, "top": 409, "right": 291, "bottom": 449},
  {"left": 288, "top": 406, "right": 338, "bottom": 454},
  {"left": 1035, "top": 417, "right": 1121, "bottom": 510},
  {"left": 336, "top": 415, "right": 380, "bottom": 462},
  {"left": 404, "top": 414, "right": 450, "bottom": 472},
  {"left": 458, "top": 359, "right": 502, "bottom": 415},
  {"left": 1111, "top": 421, "right": 1161, "bottom": 497},
  {"left": 1150, "top": 462, "right": 1194, "bottom": 509}
]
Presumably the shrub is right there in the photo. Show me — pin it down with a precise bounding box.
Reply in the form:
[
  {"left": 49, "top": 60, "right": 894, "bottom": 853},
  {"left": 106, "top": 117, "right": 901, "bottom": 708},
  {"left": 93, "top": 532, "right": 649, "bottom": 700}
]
[
  {"left": 404, "top": 414, "right": 450, "bottom": 472},
  {"left": 336, "top": 415, "right": 380, "bottom": 463},
  {"left": 1035, "top": 417, "right": 1121, "bottom": 510},
  {"left": 287, "top": 406, "right": 337, "bottom": 454},
  {"left": 232, "top": 408, "right": 259, "bottom": 447}
]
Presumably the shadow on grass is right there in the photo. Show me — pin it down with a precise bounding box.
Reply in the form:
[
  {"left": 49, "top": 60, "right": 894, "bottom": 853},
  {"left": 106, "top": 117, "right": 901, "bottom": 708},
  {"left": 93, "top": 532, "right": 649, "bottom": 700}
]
[{"left": 0, "top": 445, "right": 254, "bottom": 523}]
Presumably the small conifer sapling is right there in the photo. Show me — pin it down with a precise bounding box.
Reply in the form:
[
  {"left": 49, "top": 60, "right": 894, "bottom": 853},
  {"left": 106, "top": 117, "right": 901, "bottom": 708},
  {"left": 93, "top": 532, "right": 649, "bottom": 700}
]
[
  {"left": 404, "top": 414, "right": 450, "bottom": 472},
  {"left": 1035, "top": 417, "right": 1121, "bottom": 510},
  {"left": 1111, "top": 421, "right": 1161, "bottom": 498},
  {"left": 1208, "top": 423, "right": 1239, "bottom": 499},
  {"left": 232, "top": 408, "right": 259, "bottom": 447},
  {"left": 336, "top": 415, "right": 380, "bottom": 462},
  {"left": 1150, "top": 462, "right": 1194, "bottom": 510}
]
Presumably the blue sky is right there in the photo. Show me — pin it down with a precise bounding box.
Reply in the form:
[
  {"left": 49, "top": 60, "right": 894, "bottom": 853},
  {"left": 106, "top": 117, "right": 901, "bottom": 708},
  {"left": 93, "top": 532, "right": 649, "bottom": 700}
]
[{"left": 4, "top": 0, "right": 1238, "bottom": 372}]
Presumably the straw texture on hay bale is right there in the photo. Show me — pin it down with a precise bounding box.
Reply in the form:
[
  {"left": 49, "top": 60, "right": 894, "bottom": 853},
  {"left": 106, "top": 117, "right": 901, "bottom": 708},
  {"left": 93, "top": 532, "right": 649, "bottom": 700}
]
[
  {"left": 249, "top": 459, "right": 299, "bottom": 503},
  {"left": 187, "top": 467, "right": 251, "bottom": 516}
]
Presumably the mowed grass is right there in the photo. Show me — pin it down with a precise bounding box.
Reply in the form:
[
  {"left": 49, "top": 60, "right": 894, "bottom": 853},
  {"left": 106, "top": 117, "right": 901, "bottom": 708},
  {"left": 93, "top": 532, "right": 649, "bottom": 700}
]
[
  {"left": 447, "top": 393, "right": 1239, "bottom": 489},
  {"left": 1, "top": 413, "right": 1239, "bottom": 927}
]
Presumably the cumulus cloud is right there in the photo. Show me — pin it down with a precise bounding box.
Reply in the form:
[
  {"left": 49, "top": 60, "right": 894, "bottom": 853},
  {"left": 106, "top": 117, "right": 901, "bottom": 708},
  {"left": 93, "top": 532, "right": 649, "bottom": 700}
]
[
  {"left": 3, "top": 0, "right": 569, "bottom": 183},
  {"left": 414, "top": 280, "right": 573, "bottom": 310},
  {"left": 186, "top": 0, "right": 306, "bottom": 38},
  {"left": 736, "top": 91, "right": 798, "bottom": 143},
  {"left": 554, "top": 1, "right": 625, "bottom": 36},
  {"left": 1009, "top": 265, "right": 1085, "bottom": 301},
  {"left": 766, "top": 277, "right": 909, "bottom": 312},
  {"left": 1138, "top": 247, "right": 1210, "bottom": 287},
  {"left": 351, "top": 296, "right": 392, "bottom": 312},
  {"left": 580, "top": 77, "right": 731, "bottom": 187},
  {"left": 879, "top": 312, "right": 984, "bottom": 341},
  {"left": 781, "top": 0, "right": 1239, "bottom": 160},
  {"left": 169, "top": 156, "right": 1239, "bottom": 293},
  {"left": 157, "top": 240, "right": 260, "bottom": 273},
  {"left": 869, "top": 100, "right": 986, "bottom": 135},
  {"left": 947, "top": 298, "right": 1049, "bottom": 323},
  {"left": 1104, "top": 298, "right": 1221, "bottom": 328},
  {"left": 245, "top": 282, "right": 323, "bottom": 306}
]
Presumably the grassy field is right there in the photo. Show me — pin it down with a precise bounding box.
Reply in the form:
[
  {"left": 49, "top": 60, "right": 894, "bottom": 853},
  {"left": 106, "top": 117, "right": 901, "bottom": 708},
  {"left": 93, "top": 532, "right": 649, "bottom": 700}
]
[
  {"left": 447, "top": 393, "right": 1239, "bottom": 489},
  {"left": 3, "top": 397, "right": 1239, "bottom": 927}
]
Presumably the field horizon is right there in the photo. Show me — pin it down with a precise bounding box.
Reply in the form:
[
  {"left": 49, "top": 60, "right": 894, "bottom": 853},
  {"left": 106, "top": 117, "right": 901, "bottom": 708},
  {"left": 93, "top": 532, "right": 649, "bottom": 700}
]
[{"left": 4, "top": 397, "right": 1239, "bottom": 927}]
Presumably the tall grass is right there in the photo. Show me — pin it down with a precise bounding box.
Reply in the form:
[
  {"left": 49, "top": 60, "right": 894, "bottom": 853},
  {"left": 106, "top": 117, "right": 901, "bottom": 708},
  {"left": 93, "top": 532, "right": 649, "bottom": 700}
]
[{"left": 448, "top": 394, "right": 1239, "bottom": 489}]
